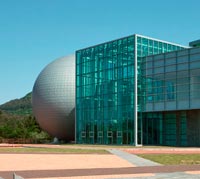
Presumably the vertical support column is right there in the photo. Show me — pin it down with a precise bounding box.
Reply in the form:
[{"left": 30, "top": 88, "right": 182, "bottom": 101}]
[
  {"left": 75, "top": 52, "right": 77, "bottom": 144},
  {"left": 134, "top": 35, "right": 138, "bottom": 146}
]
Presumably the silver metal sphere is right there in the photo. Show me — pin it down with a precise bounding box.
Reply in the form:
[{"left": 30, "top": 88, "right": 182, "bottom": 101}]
[{"left": 32, "top": 55, "right": 75, "bottom": 140}]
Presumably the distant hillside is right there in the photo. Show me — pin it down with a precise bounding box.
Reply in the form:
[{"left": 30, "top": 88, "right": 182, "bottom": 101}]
[
  {"left": 0, "top": 92, "right": 32, "bottom": 115},
  {"left": 0, "top": 93, "right": 52, "bottom": 142}
]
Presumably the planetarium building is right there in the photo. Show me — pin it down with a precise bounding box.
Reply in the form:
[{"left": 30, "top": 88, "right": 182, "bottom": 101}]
[
  {"left": 33, "top": 34, "right": 200, "bottom": 146},
  {"left": 32, "top": 55, "right": 75, "bottom": 141}
]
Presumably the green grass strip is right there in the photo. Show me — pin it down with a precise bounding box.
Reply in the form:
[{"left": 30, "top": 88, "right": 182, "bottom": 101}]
[
  {"left": 138, "top": 154, "right": 200, "bottom": 165},
  {"left": 0, "top": 147, "right": 109, "bottom": 154}
]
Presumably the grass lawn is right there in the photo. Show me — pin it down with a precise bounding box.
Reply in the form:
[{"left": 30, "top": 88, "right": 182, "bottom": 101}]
[
  {"left": 62, "top": 144, "right": 171, "bottom": 148},
  {"left": 0, "top": 147, "right": 109, "bottom": 154},
  {"left": 138, "top": 154, "right": 200, "bottom": 165},
  {"left": 62, "top": 144, "right": 134, "bottom": 148}
]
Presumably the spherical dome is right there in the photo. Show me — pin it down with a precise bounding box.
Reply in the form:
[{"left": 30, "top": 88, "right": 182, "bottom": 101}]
[{"left": 32, "top": 55, "right": 75, "bottom": 140}]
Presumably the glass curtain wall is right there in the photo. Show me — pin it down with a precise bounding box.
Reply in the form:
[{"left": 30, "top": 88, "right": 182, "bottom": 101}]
[
  {"left": 76, "top": 36, "right": 135, "bottom": 144},
  {"left": 76, "top": 34, "right": 186, "bottom": 145},
  {"left": 141, "top": 47, "right": 200, "bottom": 146},
  {"left": 136, "top": 35, "right": 185, "bottom": 145},
  {"left": 143, "top": 111, "right": 187, "bottom": 146},
  {"left": 142, "top": 47, "right": 200, "bottom": 112}
]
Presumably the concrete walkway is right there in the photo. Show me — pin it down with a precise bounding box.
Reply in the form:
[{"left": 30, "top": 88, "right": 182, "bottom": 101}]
[
  {"left": 108, "top": 149, "right": 161, "bottom": 166},
  {"left": 106, "top": 172, "right": 200, "bottom": 179},
  {"left": 0, "top": 145, "right": 200, "bottom": 179},
  {"left": 1, "top": 165, "right": 200, "bottom": 179}
]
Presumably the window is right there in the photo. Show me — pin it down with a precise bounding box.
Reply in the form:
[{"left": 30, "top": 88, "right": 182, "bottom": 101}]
[{"left": 166, "top": 81, "right": 175, "bottom": 100}]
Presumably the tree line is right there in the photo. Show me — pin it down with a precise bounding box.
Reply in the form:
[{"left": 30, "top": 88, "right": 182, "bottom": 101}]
[{"left": 0, "top": 110, "right": 51, "bottom": 143}]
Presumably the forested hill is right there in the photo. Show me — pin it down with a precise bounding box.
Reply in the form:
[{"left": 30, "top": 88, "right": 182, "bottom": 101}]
[
  {"left": 0, "top": 93, "right": 52, "bottom": 141},
  {"left": 0, "top": 92, "right": 32, "bottom": 115}
]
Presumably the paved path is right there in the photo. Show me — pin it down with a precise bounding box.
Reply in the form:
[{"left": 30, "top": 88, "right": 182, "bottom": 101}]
[
  {"left": 108, "top": 149, "right": 161, "bottom": 166},
  {"left": 1, "top": 165, "right": 200, "bottom": 179},
  {"left": 0, "top": 145, "right": 200, "bottom": 179},
  {"left": 0, "top": 153, "right": 133, "bottom": 171},
  {"left": 106, "top": 172, "right": 200, "bottom": 179},
  {"left": 123, "top": 147, "right": 200, "bottom": 154}
]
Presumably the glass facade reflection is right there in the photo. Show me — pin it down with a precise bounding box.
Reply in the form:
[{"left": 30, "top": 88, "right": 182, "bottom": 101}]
[
  {"left": 76, "top": 34, "right": 185, "bottom": 145},
  {"left": 142, "top": 47, "right": 200, "bottom": 146},
  {"left": 142, "top": 111, "right": 187, "bottom": 146},
  {"left": 143, "top": 47, "right": 200, "bottom": 111}
]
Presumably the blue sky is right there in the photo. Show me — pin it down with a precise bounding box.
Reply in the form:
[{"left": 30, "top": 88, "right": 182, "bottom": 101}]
[{"left": 0, "top": 0, "right": 199, "bottom": 104}]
